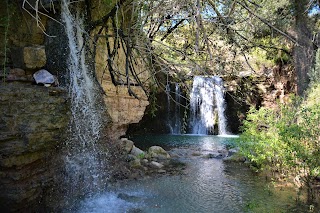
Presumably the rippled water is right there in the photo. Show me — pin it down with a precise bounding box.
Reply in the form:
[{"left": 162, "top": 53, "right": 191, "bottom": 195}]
[{"left": 75, "top": 135, "right": 310, "bottom": 213}]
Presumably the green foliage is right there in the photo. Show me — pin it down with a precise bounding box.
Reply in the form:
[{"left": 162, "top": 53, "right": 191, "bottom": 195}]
[
  {"left": 250, "top": 36, "right": 291, "bottom": 70},
  {"left": 238, "top": 107, "right": 289, "bottom": 172},
  {"left": 137, "top": 152, "right": 145, "bottom": 159},
  {"left": 238, "top": 84, "right": 320, "bottom": 184}
]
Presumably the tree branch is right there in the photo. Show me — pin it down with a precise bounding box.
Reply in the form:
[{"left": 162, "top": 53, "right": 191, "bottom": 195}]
[
  {"left": 236, "top": 0, "right": 297, "bottom": 44},
  {"left": 160, "top": 18, "right": 186, "bottom": 41}
]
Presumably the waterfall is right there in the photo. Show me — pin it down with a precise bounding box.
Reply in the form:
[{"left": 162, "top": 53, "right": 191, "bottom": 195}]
[
  {"left": 165, "top": 83, "right": 173, "bottom": 133},
  {"left": 166, "top": 83, "right": 182, "bottom": 134},
  {"left": 213, "top": 77, "right": 227, "bottom": 135},
  {"left": 172, "top": 83, "right": 182, "bottom": 134},
  {"left": 61, "top": 0, "right": 107, "bottom": 197},
  {"left": 189, "top": 76, "right": 227, "bottom": 135}
]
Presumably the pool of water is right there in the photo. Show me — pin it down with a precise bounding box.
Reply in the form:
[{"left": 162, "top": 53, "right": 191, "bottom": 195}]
[{"left": 75, "top": 135, "right": 310, "bottom": 213}]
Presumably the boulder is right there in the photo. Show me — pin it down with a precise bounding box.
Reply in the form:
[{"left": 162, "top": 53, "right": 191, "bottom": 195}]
[
  {"left": 126, "top": 154, "right": 136, "bottom": 162},
  {"left": 120, "top": 138, "right": 134, "bottom": 154},
  {"left": 130, "top": 146, "right": 145, "bottom": 158},
  {"left": 150, "top": 161, "right": 164, "bottom": 169},
  {"left": 148, "top": 146, "right": 170, "bottom": 160},
  {"left": 23, "top": 45, "right": 46, "bottom": 69},
  {"left": 141, "top": 159, "right": 148, "bottom": 165},
  {"left": 33, "top": 69, "right": 56, "bottom": 87},
  {"left": 130, "top": 158, "right": 141, "bottom": 168}
]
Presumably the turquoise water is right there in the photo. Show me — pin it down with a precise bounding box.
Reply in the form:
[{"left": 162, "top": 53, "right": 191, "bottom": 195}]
[
  {"left": 76, "top": 135, "right": 310, "bottom": 213},
  {"left": 130, "top": 134, "right": 238, "bottom": 150}
]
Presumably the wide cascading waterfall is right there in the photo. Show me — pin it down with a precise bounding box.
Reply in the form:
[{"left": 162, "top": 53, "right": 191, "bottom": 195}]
[
  {"left": 189, "top": 76, "right": 227, "bottom": 135},
  {"left": 61, "top": 0, "right": 107, "bottom": 198}
]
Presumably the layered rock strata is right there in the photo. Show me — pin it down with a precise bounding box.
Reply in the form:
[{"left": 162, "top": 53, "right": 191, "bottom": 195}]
[{"left": 0, "top": 83, "right": 69, "bottom": 212}]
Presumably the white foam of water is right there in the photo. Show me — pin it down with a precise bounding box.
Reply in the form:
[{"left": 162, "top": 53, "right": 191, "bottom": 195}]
[
  {"left": 77, "top": 192, "right": 141, "bottom": 213},
  {"left": 190, "top": 76, "right": 228, "bottom": 135},
  {"left": 213, "top": 76, "right": 227, "bottom": 135},
  {"left": 61, "top": 0, "right": 106, "bottom": 195}
]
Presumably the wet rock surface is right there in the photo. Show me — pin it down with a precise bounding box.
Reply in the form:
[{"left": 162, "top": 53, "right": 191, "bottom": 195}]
[{"left": 0, "top": 83, "right": 70, "bottom": 212}]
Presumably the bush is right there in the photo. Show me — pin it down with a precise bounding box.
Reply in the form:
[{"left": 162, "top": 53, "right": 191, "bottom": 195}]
[
  {"left": 237, "top": 84, "right": 320, "bottom": 199},
  {"left": 238, "top": 107, "right": 290, "bottom": 173}
]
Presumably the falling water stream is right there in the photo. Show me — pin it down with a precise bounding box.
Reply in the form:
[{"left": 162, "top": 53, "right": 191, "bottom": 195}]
[
  {"left": 173, "top": 83, "right": 182, "bottom": 134},
  {"left": 166, "top": 83, "right": 182, "bottom": 134},
  {"left": 190, "top": 76, "right": 228, "bottom": 135},
  {"left": 165, "top": 83, "right": 173, "bottom": 133},
  {"left": 61, "top": 0, "right": 107, "bottom": 198},
  {"left": 213, "top": 77, "right": 227, "bottom": 135}
]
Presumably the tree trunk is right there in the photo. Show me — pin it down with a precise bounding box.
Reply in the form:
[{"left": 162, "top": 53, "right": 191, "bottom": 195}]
[{"left": 293, "top": 0, "right": 314, "bottom": 95}]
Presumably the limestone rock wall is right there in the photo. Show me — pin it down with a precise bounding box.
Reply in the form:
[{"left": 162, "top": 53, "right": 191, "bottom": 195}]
[
  {"left": 0, "top": 82, "right": 69, "bottom": 212},
  {"left": 90, "top": 0, "right": 150, "bottom": 138},
  {"left": 0, "top": 1, "right": 48, "bottom": 68},
  {"left": 224, "top": 65, "right": 296, "bottom": 133}
]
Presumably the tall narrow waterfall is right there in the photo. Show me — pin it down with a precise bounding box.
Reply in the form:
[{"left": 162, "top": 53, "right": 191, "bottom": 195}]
[
  {"left": 189, "top": 76, "right": 227, "bottom": 135},
  {"left": 62, "top": 0, "right": 107, "bottom": 196},
  {"left": 166, "top": 83, "right": 182, "bottom": 134},
  {"left": 165, "top": 83, "right": 173, "bottom": 133},
  {"left": 173, "top": 83, "right": 182, "bottom": 134},
  {"left": 214, "top": 77, "right": 227, "bottom": 135}
]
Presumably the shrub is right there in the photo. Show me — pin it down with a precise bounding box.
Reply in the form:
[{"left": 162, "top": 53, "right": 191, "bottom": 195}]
[{"left": 237, "top": 84, "right": 320, "bottom": 200}]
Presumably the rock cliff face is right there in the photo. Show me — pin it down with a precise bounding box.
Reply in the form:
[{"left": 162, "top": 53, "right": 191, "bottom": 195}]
[
  {"left": 224, "top": 65, "right": 296, "bottom": 133},
  {"left": 90, "top": 0, "right": 150, "bottom": 138},
  {"left": 0, "top": 83, "right": 69, "bottom": 212}
]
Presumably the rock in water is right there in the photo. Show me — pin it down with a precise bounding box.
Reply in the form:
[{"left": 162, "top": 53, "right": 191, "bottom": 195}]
[
  {"left": 120, "top": 138, "right": 134, "bottom": 154},
  {"left": 33, "top": 69, "right": 55, "bottom": 87},
  {"left": 130, "top": 146, "right": 145, "bottom": 157},
  {"left": 150, "top": 161, "right": 164, "bottom": 169},
  {"left": 148, "top": 146, "right": 170, "bottom": 160}
]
